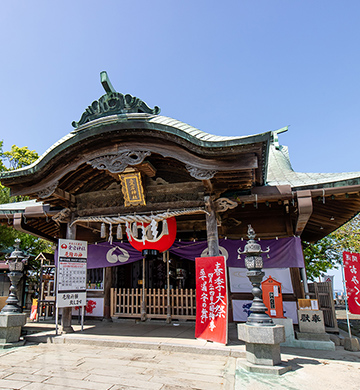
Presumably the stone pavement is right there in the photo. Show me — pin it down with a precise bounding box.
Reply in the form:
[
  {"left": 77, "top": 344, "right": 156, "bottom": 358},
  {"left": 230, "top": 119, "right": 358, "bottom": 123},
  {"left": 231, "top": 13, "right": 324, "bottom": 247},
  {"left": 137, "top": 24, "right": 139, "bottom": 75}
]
[
  {"left": 0, "top": 342, "right": 236, "bottom": 389},
  {"left": 0, "top": 319, "right": 358, "bottom": 389}
]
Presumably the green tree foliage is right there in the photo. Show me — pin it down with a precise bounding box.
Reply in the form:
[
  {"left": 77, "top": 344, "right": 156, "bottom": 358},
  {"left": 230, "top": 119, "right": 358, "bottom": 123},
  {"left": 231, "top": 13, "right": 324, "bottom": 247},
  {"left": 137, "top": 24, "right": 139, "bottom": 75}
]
[
  {"left": 0, "top": 142, "right": 39, "bottom": 203},
  {"left": 2, "top": 144, "right": 39, "bottom": 170},
  {"left": 302, "top": 236, "right": 340, "bottom": 281},
  {"left": 330, "top": 214, "right": 360, "bottom": 253},
  {"left": 0, "top": 141, "right": 53, "bottom": 269},
  {"left": 303, "top": 214, "right": 360, "bottom": 281}
]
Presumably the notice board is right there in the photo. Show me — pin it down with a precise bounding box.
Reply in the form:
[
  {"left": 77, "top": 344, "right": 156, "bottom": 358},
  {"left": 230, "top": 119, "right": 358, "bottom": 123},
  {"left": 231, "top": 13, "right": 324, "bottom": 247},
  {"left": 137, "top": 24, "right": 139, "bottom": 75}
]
[{"left": 57, "top": 239, "right": 88, "bottom": 308}]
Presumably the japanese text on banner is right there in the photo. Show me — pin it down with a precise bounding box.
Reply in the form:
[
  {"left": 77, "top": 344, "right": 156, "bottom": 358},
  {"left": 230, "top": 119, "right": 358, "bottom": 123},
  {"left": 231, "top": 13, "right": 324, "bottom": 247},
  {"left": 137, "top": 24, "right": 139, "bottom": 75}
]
[
  {"left": 343, "top": 251, "right": 360, "bottom": 314},
  {"left": 199, "top": 262, "right": 226, "bottom": 331},
  {"left": 195, "top": 256, "right": 228, "bottom": 345}
]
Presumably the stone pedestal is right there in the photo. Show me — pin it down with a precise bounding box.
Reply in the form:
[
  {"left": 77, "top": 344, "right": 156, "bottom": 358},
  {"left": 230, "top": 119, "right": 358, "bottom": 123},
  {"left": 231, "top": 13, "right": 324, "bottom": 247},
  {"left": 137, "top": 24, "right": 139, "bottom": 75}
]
[
  {"left": 294, "top": 309, "right": 335, "bottom": 350},
  {"left": 0, "top": 313, "right": 27, "bottom": 348},
  {"left": 295, "top": 331, "right": 330, "bottom": 341},
  {"left": 238, "top": 324, "right": 285, "bottom": 366},
  {"left": 272, "top": 318, "right": 296, "bottom": 346},
  {"left": 344, "top": 337, "right": 360, "bottom": 351},
  {"left": 298, "top": 309, "right": 325, "bottom": 333},
  {"left": 237, "top": 323, "right": 291, "bottom": 375},
  {"left": 273, "top": 317, "right": 335, "bottom": 350}
]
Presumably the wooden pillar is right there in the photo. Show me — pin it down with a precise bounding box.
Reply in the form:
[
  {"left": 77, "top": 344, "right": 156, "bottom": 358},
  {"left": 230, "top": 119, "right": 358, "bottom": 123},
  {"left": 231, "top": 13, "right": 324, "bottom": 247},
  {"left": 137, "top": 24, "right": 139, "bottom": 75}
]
[
  {"left": 141, "top": 257, "right": 146, "bottom": 321},
  {"left": 165, "top": 251, "right": 171, "bottom": 324},
  {"left": 61, "top": 221, "right": 76, "bottom": 333},
  {"left": 205, "top": 196, "right": 220, "bottom": 256},
  {"left": 103, "top": 267, "right": 112, "bottom": 321}
]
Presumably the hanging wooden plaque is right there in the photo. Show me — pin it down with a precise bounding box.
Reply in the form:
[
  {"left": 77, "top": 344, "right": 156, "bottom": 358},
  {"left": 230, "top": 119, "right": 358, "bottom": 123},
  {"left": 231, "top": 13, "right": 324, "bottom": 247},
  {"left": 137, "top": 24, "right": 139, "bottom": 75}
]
[{"left": 119, "top": 171, "right": 146, "bottom": 207}]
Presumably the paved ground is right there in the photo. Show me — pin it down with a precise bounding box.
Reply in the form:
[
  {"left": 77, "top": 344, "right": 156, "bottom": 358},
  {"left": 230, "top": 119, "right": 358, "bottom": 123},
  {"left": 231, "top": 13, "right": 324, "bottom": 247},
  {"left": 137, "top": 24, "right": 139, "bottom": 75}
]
[
  {"left": 0, "top": 342, "right": 236, "bottom": 390},
  {"left": 0, "top": 319, "right": 358, "bottom": 389}
]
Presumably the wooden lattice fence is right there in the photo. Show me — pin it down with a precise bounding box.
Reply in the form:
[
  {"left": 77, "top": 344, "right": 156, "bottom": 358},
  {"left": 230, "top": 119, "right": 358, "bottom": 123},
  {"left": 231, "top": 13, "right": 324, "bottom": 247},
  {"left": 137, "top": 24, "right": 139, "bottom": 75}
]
[
  {"left": 308, "top": 282, "right": 338, "bottom": 331},
  {"left": 111, "top": 288, "right": 196, "bottom": 320}
]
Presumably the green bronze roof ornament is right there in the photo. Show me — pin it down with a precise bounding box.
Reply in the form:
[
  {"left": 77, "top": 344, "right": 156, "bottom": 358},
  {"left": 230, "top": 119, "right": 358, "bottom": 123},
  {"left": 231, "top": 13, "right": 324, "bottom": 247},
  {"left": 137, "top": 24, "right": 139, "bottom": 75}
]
[
  {"left": 100, "top": 71, "right": 116, "bottom": 93},
  {"left": 72, "top": 71, "right": 160, "bottom": 129}
]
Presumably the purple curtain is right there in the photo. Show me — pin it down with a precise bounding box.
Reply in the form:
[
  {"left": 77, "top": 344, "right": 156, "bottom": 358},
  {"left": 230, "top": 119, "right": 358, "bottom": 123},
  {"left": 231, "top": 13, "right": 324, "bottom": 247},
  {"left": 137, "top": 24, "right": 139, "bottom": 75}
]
[{"left": 66, "top": 236, "right": 304, "bottom": 269}]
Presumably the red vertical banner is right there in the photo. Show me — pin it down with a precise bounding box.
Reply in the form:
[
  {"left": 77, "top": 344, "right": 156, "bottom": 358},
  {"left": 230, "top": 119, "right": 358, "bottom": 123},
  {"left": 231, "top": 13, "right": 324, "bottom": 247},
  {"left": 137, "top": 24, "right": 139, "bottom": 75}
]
[
  {"left": 343, "top": 251, "right": 360, "bottom": 314},
  {"left": 195, "top": 256, "right": 228, "bottom": 344}
]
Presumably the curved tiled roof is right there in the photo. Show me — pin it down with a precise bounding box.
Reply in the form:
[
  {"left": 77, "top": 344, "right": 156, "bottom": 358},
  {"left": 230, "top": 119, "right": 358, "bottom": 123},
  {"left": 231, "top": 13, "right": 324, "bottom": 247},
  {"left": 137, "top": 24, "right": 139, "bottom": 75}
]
[
  {"left": 0, "top": 113, "right": 273, "bottom": 181},
  {"left": 267, "top": 144, "right": 360, "bottom": 189},
  {"left": 73, "top": 113, "right": 260, "bottom": 143}
]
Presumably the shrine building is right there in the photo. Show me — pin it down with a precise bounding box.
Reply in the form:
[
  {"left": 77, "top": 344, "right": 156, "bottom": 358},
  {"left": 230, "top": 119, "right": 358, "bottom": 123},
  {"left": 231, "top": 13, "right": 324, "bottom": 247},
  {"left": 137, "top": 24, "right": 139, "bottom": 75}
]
[{"left": 1, "top": 72, "right": 360, "bottom": 327}]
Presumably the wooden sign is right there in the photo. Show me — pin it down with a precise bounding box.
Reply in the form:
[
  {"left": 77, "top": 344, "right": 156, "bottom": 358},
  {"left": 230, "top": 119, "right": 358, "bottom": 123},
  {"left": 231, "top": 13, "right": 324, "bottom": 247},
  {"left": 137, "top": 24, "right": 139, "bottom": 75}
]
[
  {"left": 195, "top": 256, "right": 228, "bottom": 344},
  {"left": 119, "top": 171, "right": 146, "bottom": 207}
]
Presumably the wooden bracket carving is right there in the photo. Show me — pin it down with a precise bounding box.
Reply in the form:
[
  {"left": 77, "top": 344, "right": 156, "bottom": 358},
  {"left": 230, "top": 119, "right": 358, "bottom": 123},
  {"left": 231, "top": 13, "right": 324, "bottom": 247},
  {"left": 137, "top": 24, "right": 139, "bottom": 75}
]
[
  {"left": 214, "top": 197, "right": 238, "bottom": 212},
  {"left": 52, "top": 208, "right": 72, "bottom": 225},
  {"left": 37, "top": 181, "right": 59, "bottom": 199},
  {"left": 88, "top": 150, "right": 151, "bottom": 173},
  {"left": 185, "top": 165, "right": 217, "bottom": 180}
]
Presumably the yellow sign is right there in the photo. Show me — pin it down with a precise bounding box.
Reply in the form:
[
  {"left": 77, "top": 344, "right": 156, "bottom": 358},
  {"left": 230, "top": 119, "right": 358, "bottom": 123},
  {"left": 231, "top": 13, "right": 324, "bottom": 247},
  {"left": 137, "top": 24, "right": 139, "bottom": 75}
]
[{"left": 119, "top": 171, "right": 146, "bottom": 207}]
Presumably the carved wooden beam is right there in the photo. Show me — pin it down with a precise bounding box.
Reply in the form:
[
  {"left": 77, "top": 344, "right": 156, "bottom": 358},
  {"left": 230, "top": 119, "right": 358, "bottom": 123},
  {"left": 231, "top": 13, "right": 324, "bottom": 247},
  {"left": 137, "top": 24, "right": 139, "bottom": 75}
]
[
  {"left": 146, "top": 181, "right": 204, "bottom": 194},
  {"left": 52, "top": 188, "right": 76, "bottom": 204},
  {"left": 37, "top": 181, "right": 59, "bottom": 199},
  {"left": 7, "top": 143, "right": 258, "bottom": 197},
  {"left": 76, "top": 200, "right": 205, "bottom": 217},
  {"left": 202, "top": 179, "right": 213, "bottom": 193},
  {"left": 88, "top": 151, "right": 151, "bottom": 173}
]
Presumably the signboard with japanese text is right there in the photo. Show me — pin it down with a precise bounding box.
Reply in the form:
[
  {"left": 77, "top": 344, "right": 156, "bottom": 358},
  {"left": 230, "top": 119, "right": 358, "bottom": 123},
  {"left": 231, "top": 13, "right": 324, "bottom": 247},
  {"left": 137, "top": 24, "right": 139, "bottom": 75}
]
[
  {"left": 195, "top": 256, "right": 228, "bottom": 344},
  {"left": 57, "top": 239, "right": 88, "bottom": 309},
  {"left": 58, "top": 259, "right": 87, "bottom": 291},
  {"left": 58, "top": 292, "right": 87, "bottom": 308},
  {"left": 343, "top": 251, "right": 360, "bottom": 314},
  {"left": 119, "top": 171, "right": 146, "bottom": 207},
  {"left": 58, "top": 239, "right": 88, "bottom": 258}
]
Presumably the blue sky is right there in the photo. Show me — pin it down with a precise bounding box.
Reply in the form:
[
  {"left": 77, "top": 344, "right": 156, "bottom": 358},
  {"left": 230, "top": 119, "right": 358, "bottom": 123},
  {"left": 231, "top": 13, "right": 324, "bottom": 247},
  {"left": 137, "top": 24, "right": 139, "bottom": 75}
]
[
  {"left": 0, "top": 1, "right": 359, "bottom": 175},
  {"left": 1, "top": 1, "right": 357, "bottom": 290}
]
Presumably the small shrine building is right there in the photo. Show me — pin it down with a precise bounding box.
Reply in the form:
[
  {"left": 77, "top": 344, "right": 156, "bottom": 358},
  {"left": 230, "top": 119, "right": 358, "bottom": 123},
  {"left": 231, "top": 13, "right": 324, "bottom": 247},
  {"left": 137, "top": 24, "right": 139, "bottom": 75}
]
[{"left": 1, "top": 72, "right": 360, "bottom": 327}]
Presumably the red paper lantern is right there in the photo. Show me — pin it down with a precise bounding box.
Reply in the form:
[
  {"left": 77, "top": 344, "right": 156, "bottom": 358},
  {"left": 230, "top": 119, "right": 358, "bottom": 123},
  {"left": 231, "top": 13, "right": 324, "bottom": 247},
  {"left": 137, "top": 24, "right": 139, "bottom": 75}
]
[{"left": 126, "top": 217, "right": 177, "bottom": 253}]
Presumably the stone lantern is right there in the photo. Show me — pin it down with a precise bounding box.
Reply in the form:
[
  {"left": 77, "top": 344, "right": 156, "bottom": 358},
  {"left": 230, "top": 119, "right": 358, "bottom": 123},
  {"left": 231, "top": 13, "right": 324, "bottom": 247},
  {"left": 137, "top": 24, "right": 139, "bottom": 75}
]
[
  {"left": 237, "top": 226, "right": 288, "bottom": 373},
  {"left": 0, "top": 239, "right": 29, "bottom": 347},
  {"left": 237, "top": 225, "right": 273, "bottom": 326},
  {"left": 1, "top": 238, "right": 29, "bottom": 314}
]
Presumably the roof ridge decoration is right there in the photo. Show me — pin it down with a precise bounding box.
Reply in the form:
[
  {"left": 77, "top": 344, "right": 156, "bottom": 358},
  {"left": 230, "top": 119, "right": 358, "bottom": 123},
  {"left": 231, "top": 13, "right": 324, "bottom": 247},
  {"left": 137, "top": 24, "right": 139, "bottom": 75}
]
[
  {"left": 271, "top": 126, "right": 288, "bottom": 150},
  {"left": 72, "top": 71, "right": 160, "bottom": 129}
]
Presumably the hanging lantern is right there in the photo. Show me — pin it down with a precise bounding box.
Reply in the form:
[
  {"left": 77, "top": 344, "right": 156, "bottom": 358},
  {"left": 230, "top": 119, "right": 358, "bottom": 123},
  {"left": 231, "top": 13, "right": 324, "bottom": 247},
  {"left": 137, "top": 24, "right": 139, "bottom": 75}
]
[{"left": 126, "top": 217, "right": 177, "bottom": 253}]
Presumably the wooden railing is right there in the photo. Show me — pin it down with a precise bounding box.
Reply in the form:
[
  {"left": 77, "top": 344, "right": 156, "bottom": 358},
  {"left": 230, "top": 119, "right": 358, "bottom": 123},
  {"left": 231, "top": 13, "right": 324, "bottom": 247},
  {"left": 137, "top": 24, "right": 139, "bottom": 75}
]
[{"left": 111, "top": 288, "right": 196, "bottom": 320}]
